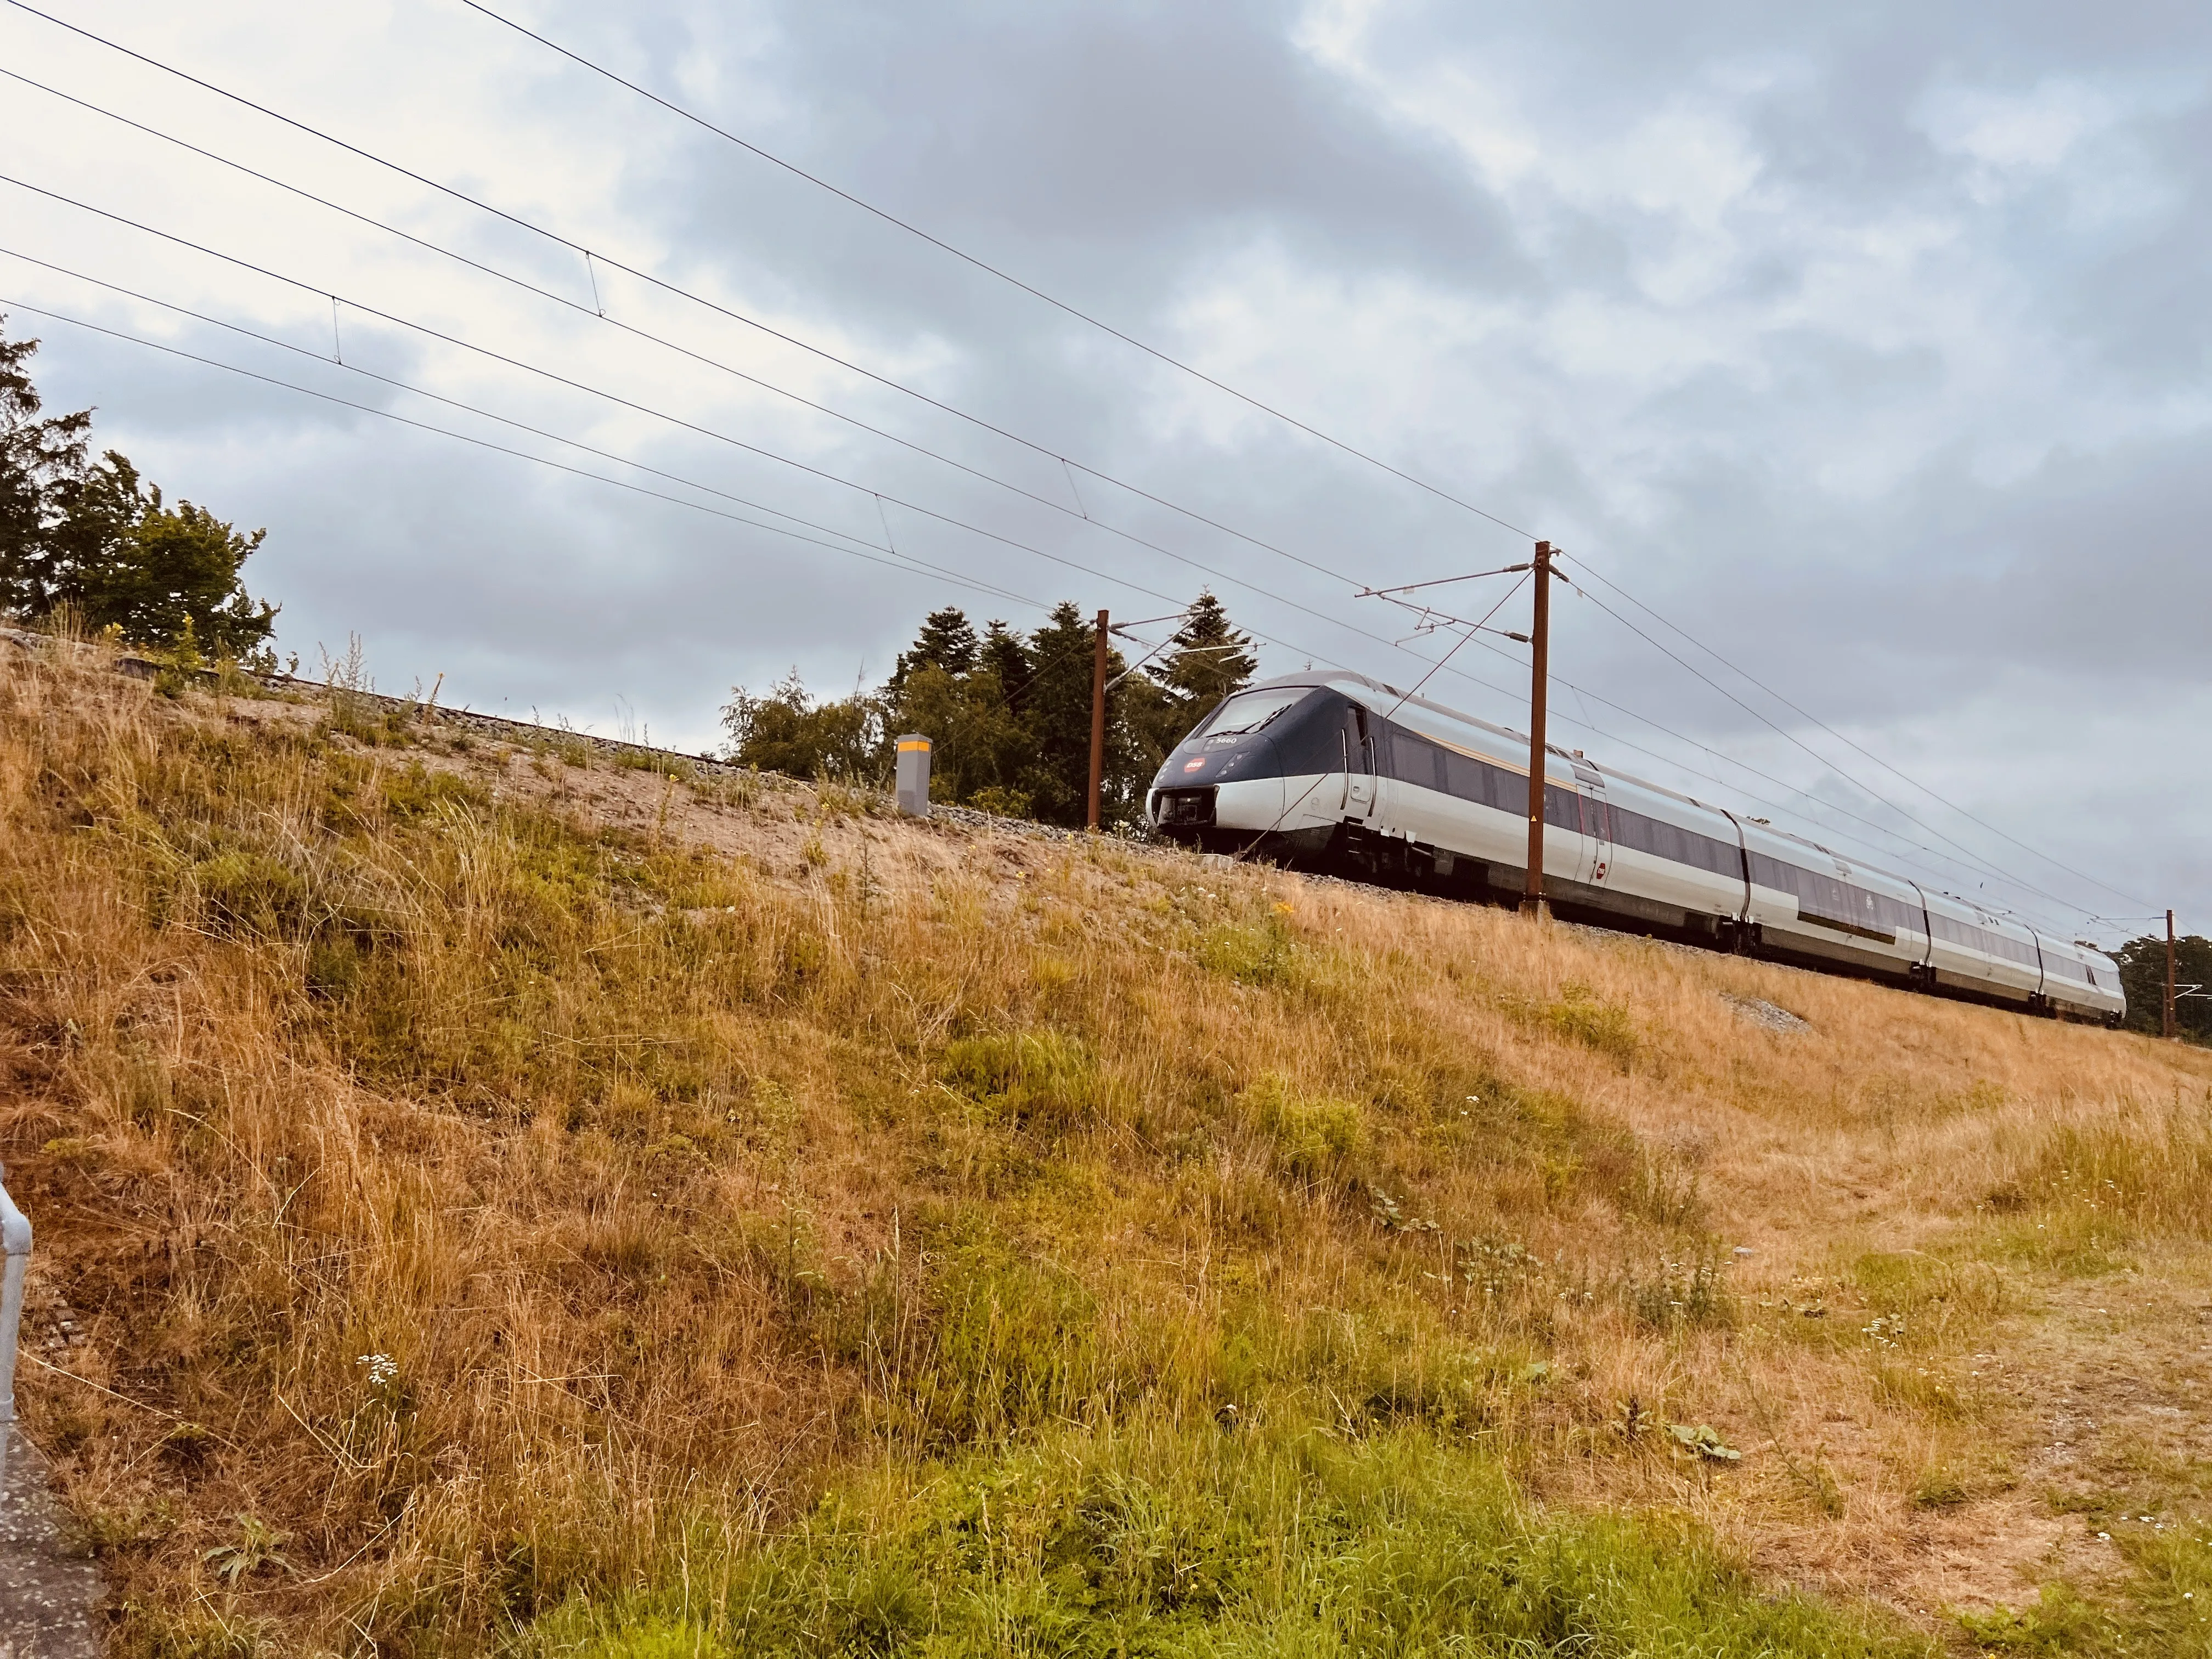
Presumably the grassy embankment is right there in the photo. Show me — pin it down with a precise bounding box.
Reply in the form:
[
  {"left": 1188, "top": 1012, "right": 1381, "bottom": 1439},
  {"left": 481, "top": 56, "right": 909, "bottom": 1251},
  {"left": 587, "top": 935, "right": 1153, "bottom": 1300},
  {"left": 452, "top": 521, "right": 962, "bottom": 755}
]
[{"left": 3, "top": 639, "right": 2211, "bottom": 1657}]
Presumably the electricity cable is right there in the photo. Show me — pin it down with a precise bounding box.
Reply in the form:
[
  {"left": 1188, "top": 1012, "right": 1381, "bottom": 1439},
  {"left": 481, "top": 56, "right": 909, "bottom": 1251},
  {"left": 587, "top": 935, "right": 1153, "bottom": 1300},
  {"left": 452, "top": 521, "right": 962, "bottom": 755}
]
[
  {"left": 10, "top": 168, "right": 1778, "bottom": 797},
  {"left": 0, "top": 172, "right": 1532, "bottom": 701},
  {"left": 5, "top": 270, "right": 2041, "bottom": 910},
  {"left": 3, "top": 235, "right": 2056, "bottom": 910},
  {"left": 0, "top": 172, "right": 1234, "bottom": 626},
  {"left": 0, "top": 160, "right": 1976, "bottom": 883},
  {"left": 1365, "top": 571, "right": 2105, "bottom": 918},
  {"left": 452, "top": 0, "right": 1540, "bottom": 542},
  {"left": 1565, "top": 578, "right": 2114, "bottom": 922},
  {"left": 6, "top": 282, "right": 2066, "bottom": 918},
  {"left": 0, "top": 67, "right": 1285, "bottom": 602},
  {"left": 3, "top": 2, "right": 2132, "bottom": 918},
  {"left": 0, "top": 25, "right": 1361, "bottom": 593},
  {"left": 1559, "top": 552, "right": 2157, "bottom": 913},
  {"left": 0, "top": 297, "right": 1051, "bottom": 614},
  {"left": 0, "top": 250, "right": 1514, "bottom": 747},
  {"left": 443, "top": 0, "right": 2143, "bottom": 917},
  {"left": 0, "top": 246, "right": 1051, "bottom": 611}
]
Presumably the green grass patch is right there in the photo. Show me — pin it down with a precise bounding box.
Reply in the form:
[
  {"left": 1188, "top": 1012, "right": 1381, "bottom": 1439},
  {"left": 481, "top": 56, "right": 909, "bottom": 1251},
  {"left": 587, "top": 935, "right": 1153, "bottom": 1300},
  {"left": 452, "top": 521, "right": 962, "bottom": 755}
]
[
  {"left": 519, "top": 1418, "right": 1929, "bottom": 1658},
  {"left": 939, "top": 1031, "right": 1103, "bottom": 1135},
  {"left": 1544, "top": 980, "right": 1638, "bottom": 1066}
]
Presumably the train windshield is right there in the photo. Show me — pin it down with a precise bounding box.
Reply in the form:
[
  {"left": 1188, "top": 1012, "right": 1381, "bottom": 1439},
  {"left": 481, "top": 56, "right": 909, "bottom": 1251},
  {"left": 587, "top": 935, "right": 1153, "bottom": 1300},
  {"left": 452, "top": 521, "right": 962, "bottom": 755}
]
[{"left": 1193, "top": 686, "right": 1313, "bottom": 739}]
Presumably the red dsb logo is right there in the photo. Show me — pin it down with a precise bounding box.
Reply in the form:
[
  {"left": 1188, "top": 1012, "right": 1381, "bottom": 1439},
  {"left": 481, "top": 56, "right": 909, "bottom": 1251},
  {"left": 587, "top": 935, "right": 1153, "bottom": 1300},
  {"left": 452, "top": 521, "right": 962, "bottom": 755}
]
[{"left": 1182, "top": 758, "right": 1206, "bottom": 772}]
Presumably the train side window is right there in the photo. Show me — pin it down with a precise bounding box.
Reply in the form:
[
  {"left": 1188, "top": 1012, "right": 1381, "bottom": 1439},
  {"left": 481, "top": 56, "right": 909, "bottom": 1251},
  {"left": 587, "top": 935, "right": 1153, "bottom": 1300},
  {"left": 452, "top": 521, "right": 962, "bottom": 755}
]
[
  {"left": 1392, "top": 727, "right": 1446, "bottom": 791},
  {"left": 1442, "top": 748, "right": 1486, "bottom": 806},
  {"left": 1696, "top": 832, "right": 1743, "bottom": 878},
  {"left": 1748, "top": 852, "right": 1796, "bottom": 896},
  {"left": 1490, "top": 763, "right": 1527, "bottom": 818},
  {"left": 1543, "top": 783, "right": 1582, "bottom": 831}
]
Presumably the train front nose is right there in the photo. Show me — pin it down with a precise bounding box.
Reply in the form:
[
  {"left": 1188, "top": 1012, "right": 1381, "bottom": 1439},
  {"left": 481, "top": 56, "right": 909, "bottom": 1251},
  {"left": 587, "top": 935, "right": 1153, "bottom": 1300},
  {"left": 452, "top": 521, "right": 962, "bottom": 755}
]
[{"left": 1148, "top": 732, "right": 1281, "bottom": 843}]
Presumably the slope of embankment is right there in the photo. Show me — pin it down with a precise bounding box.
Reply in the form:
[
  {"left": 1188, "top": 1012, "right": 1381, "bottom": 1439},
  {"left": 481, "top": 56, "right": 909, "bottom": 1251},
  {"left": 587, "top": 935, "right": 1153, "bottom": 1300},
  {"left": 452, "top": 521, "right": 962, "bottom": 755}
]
[{"left": 2, "top": 639, "right": 2210, "bottom": 1656}]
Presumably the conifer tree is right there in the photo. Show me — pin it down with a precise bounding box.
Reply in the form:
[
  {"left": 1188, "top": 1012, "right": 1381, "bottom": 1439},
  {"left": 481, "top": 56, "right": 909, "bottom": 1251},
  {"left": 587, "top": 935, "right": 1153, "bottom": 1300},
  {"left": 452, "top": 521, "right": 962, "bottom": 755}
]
[
  {"left": 1, "top": 322, "right": 91, "bottom": 620},
  {"left": 1014, "top": 602, "right": 1141, "bottom": 826},
  {"left": 1123, "top": 590, "right": 1261, "bottom": 784},
  {"left": 887, "top": 605, "right": 979, "bottom": 693},
  {"left": 1155, "top": 590, "right": 1257, "bottom": 716},
  {"left": 978, "top": 619, "right": 1031, "bottom": 711}
]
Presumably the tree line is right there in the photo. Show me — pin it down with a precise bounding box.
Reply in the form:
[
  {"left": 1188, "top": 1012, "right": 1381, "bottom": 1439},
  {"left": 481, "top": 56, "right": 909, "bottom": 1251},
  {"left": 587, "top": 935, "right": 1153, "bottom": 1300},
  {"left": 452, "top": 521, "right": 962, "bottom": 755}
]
[
  {"left": 721, "top": 593, "right": 1259, "bottom": 826},
  {"left": 0, "top": 319, "right": 277, "bottom": 660}
]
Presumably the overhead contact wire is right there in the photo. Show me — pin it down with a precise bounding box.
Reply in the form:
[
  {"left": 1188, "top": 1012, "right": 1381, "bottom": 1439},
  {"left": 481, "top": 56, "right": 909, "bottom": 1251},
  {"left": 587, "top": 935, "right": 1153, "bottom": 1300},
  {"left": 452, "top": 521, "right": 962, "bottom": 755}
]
[
  {"left": 1560, "top": 553, "right": 2155, "bottom": 913},
  {"left": 0, "top": 171, "right": 1543, "bottom": 714},
  {"left": 0, "top": 300, "right": 1065, "bottom": 611},
  {"left": 436, "top": 0, "right": 2141, "bottom": 917},
  {"left": 0, "top": 20, "right": 2073, "bottom": 904},
  {"left": 451, "top": 0, "right": 1538, "bottom": 543},
  {"left": 1566, "top": 580, "right": 2108, "bottom": 921},
  {"left": 2, "top": 4, "right": 2117, "bottom": 913},
  {"left": 0, "top": 247, "right": 1048, "bottom": 612}
]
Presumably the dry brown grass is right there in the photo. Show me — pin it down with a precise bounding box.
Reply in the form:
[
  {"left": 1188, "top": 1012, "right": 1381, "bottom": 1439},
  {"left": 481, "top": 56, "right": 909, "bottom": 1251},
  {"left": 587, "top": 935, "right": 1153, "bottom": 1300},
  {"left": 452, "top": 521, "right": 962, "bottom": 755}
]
[{"left": 3, "top": 639, "right": 2210, "bottom": 1655}]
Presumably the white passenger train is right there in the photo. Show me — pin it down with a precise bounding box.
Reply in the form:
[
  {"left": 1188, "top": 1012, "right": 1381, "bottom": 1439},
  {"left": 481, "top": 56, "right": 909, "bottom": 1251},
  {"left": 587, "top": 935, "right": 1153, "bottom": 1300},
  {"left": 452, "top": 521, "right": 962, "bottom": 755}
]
[{"left": 1146, "top": 673, "right": 2125, "bottom": 1023}]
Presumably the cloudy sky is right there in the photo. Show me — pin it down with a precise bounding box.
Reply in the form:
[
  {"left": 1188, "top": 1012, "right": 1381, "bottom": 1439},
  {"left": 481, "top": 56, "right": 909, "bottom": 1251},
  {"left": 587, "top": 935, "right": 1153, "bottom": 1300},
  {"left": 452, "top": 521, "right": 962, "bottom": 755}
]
[{"left": 2, "top": 0, "right": 2204, "bottom": 942}]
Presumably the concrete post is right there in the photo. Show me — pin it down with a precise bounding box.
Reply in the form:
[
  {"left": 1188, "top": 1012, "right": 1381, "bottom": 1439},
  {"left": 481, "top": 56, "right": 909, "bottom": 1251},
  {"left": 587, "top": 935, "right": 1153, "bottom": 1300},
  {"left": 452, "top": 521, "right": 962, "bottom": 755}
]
[
  {"left": 894, "top": 734, "right": 932, "bottom": 817},
  {"left": 0, "top": 1162, "right": 30, "bottom": 1489}
]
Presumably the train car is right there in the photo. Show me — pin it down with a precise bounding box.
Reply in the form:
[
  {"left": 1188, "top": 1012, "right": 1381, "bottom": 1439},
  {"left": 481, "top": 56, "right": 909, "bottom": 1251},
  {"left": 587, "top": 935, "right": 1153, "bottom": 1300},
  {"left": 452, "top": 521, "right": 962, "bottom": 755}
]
[{"left": 1146, "top": 672, "right": 2125, "bottom": 1023}]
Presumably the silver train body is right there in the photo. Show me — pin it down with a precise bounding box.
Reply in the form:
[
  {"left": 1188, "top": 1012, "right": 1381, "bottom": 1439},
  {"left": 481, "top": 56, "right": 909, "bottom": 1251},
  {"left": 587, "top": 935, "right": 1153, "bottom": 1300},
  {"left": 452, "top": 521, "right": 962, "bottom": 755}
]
[{"left": 1146, "top": 673, "right": 2125, "bottom": 1023}]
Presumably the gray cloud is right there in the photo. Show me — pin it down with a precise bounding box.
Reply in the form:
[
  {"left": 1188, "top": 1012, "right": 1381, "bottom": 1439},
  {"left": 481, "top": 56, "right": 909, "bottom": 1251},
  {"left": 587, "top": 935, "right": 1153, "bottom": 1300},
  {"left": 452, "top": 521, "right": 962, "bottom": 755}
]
[{"left": 3, "top": 0, "right": 2204, "bottom": 933}]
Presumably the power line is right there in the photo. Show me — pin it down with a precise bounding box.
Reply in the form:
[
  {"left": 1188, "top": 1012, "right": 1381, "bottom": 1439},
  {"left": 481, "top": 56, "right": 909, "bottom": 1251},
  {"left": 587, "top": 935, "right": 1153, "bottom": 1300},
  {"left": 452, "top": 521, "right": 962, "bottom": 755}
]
[
  {"left": 1368, "top": 563, "right": 2114, "bottom": 921},
  {"left": 2, "top": 264, "right": 2061, "bottom": 918},
  {"left": 2, "top": 7, "right": 2131, "bottom": 917},
  {"left": 4, "top": 218, "right": 2080, "bottom": 920},
  {"left": 1, "top": 170, "right": 1638, "bottom": 763},
  {"left": 0, "top": 172, "right": 1231, "bottom": 622},
  {"left": 444, "top": 1, "right": 2146, "bottom": 923},
  {"left": 456, "top": 0, "right": 1543, "bottom": 544},
  {"left": 1, "top": 242, "right": 1509, "bottom": 730},
  {"left": 1561, "top": 553, "right": 2157, "bottom": 913},
  {"left": 1337, "top": 578, "right": 2080, "bottom": 917},
  {"left": 4, "top": 155, "right": 1559, "bottom": 732},
  {"left": 0, "top": 21, "right": 1365, "bottom": 596},
  {"left": 0, "top": 297, "right": 1053, "bottom": 613},
  {"left": 1564, "top": 576, "right": 2119, "bottom": 922},
  {"left": 2, "top": 283, "right": 2081, "bottom": 924},
  {"left": 0, "top": 24, "right": 2104, "bottom": 915},
  {"left": 0, "top": 67, "right": 1423, "bottom": 646},
  {"left": 0, "top": 247, "right": 1048, "bottom": 614}
]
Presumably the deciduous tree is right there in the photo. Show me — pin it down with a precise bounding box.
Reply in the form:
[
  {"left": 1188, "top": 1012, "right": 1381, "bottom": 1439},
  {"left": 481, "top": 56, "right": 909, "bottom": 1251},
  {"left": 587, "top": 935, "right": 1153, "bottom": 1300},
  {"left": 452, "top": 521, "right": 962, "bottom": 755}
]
[{"left": 0, "top": 320, "right": 276, "bottom": 654}]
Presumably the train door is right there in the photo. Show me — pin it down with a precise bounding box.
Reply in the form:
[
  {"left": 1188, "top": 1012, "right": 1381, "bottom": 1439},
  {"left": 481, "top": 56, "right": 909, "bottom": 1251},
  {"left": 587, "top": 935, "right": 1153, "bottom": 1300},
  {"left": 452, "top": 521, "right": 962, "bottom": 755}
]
[
  {"left": 1904, "top": 881, "right": 1934, "bottom": 973},
  {"left": 1572, "top": 758, "right": 1611, "bottom": 885},
  {"left": 1343, "top": 704, "right": 1378, "bottom": 820}
]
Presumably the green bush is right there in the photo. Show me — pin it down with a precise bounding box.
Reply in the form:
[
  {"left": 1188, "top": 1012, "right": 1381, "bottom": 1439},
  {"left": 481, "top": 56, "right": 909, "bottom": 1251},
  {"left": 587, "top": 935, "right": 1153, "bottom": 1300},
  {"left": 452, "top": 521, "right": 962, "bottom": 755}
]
[
  {"left": 939, "top": 1031, "right": 1102, "bottom": 1134},
  {"left": 1544, "top": 981, "right": 1638, "bottom": 1065},
  {"left": 189, "top": 848, "right": 306, "bottom": 938},
  {"left": 1239, "top": 1074, "right": 1364, "bottom": 1184}
]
